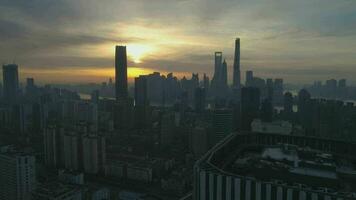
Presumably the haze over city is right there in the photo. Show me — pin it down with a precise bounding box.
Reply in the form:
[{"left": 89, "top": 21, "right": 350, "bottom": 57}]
[
  {"left": 1, "top": 1, "right": 356, "bottom": 200},
  {"left": 1, "top": 0, "right": 356, "bottom": 84}
]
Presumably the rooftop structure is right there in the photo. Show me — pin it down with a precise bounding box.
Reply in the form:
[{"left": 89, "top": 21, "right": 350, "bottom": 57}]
[{"left": 194, "top": 132, "right": 356, "bottom": 200}]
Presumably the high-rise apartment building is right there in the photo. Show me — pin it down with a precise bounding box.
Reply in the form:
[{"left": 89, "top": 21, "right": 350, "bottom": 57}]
[{"left": 0, "top": 146, "right": 36, "bottom": 200}]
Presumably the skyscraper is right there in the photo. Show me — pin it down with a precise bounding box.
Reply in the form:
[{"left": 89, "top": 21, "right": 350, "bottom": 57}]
[
  {"left": 221, "top": 59, "right": 228, "bottom": 89},
  {"left": 2, "top": 64, "right": 19, "bottom": 102},
  {"left": 115, "top": 46, "right": 128, "bottom": 100},
  {"left": 134, "top": 75, "right": 150, "bottom": 129},
  {"left": 273, "top": 78, "right": 284, "bottom": 106},
  {"left": 241, "top": 87, "right": 260, "bottom": 131},
  {"left": 245, "top": 70, "right": 253, "bottom": 87},
  {"left": 213, "top": 52, "right": 223, "bottom": 81},
  {"left": 0, "top": 147, "right": 37, "bottom": 200},
  {"left": 212, "top": 109, "right": 233, "bottom": 145},
  {"left": 233, "top": 38, "right": 241, "bottom": 89},
  {"left": 135, "top": 75, "right": 148, "bottom": 106}
]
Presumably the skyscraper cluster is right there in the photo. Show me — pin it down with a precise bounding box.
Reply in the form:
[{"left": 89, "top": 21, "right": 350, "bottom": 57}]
[{"left": 1, "top": 38, "right": 356, "bottom": 200}]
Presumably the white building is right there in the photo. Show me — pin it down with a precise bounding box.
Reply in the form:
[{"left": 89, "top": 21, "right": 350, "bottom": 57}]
[
  {"left": 251, "top": 119, "right": 292, "bottom": 134},
  {"left": 0, "top": 146, "right": 36, "bottom": 200}
]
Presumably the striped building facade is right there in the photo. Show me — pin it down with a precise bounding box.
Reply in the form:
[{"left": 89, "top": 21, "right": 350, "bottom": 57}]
[
  {"left": 193, "top": 132, "right": 356, "bottom": 200},
  {"left": 195, "top": 169, "right": 352, "bottom": 200}
]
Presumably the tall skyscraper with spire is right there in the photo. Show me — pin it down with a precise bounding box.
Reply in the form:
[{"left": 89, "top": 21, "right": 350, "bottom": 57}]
[
  {"left": 213, "top": 52, "right": 223, "bottom": 82},
  {"left": 212, "top": 52, "right": 222, "bottom": 93},
  {"left": 233, "top": 38, "right": 241, "bottom": 89},
  {"left": 115, "top": 46, "right": 128, "bottom": 100},
  {"left": 221, "top": 59, "right": 228, "bottom": 88}
]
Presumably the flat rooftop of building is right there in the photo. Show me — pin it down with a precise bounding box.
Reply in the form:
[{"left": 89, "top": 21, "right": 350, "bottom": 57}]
[{"left": 197, "top": 132, "right": 356, "bottom": 197}]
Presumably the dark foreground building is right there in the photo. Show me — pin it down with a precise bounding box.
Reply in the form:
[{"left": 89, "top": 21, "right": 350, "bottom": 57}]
[{"left": 194, "top": 132, "right": 356, "bottom": 200}]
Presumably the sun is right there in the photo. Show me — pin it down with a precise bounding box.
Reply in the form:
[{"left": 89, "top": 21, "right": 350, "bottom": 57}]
[{"left": 127, "top": 44, "right": 154, "bottom": 63}]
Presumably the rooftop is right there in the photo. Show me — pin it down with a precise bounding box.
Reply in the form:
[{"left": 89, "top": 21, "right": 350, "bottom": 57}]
[{"left": 196, "top": 132, "right": 356, "bottom": 198}]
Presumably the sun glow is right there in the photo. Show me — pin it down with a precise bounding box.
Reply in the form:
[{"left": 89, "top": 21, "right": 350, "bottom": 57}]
[{"left": 127, "top": 44, "right": 154, "bottom": 63}]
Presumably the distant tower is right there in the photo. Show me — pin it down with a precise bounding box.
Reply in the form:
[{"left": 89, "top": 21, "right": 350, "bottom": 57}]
[
  {"left": 245, "top": 70, "right": 253, "bottom": 87},
  {"left": 233, "top": 38, "right": 241, "bottom": 89},
  {"left": 213, "top": 52, "right": 223, "bottom": 83},
  {"left": 203, "top": 74, "right": 209, "bottom": 89},
  {"left": 115, "top": 46, "right": 128, "bottom": 100},
  {"left": 221, "top": 59, "right": 228, "bottom": 88},
  {"left": 2, "top": 64, "right": 19, "bottom": 102}
]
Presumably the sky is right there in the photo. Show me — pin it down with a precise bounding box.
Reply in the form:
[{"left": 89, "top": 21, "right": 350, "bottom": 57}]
[{"left": 0, "top": 0, "right": 356, "bottom": 85}]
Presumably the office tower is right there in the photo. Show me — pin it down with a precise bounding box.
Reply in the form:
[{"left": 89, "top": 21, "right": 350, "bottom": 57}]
[
  {"left": 44, "top": 126, "right": 64, "bottom": 168},
  {"left": 82, "top": 135, "right": 106, "bottom": 174},
  {"left": 284, "top": 92, "right": 293, "bottom": 114},
  {"left": 115, "top": 46, "right": 128, "bottom": 100},
  {"left": 213, "top": 52, "right": 223, "bottom": 81},
  {"left": 273, "top": 78, "right": 284, "bottom": 106},
  {"left": 266, "top": 78, "right": 274, "bottom": 100},
  {"left": 2, "top": 64, "right": 19, "bottom": 102},
  {"left": 338, "top": 79, "right": 347, "bottom": 98},
  {"left": 212, "top": 52, "right": 228, "bottom": 98},
  {"left": 165, "top": 73, "right": 180, "bottom": 104},
  {"left": 283, "top": 92, "right": 294, "bottom": 114},
  {"left": 221, "top": 59, "right": 228, "bottom": 89},
  {"left": 0, "top": 147, "right": 36, "bottom": 200},
  {"left": 212, "top": 109, "right": 233, "bottom": 145},
  {"left": 326, "top": 79, "right": 337, "bottom": 89},
  {"left": 245, "top": 70, "right": 253, "bottom": 87},
  {"left": 211, "top": 52, "right": 223, "bottom": 97},
  {"left": 241, "top": 87, "right": 260, "bottom": 131},
  {"left": 203, "top": 74, "right": 209, "bottom": 90},
  {"left": 191, "top": 73, "right": 199, "bottom": 89},
  {"left": 135, "top": 75, "right": 148, "bottom": 106},
  {"left": 25, "top": 78, "right": 35, "bottom": 95},
  {"left": 338, "top": 79, "right": 346, "bottom": 87},
  {"left": 233, "top": 38, "right": 241, "bottom": 89},
  {"left": 134, "top": 75, "right": 150, "bottom": 129},
  {"left": 194, "top": 87, "right": 206, "bottom": 113}
]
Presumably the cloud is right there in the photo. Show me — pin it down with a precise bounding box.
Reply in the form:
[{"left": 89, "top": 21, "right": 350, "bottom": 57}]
[{"left": 0, "top": 0, "right": 356, "bottom": 84}]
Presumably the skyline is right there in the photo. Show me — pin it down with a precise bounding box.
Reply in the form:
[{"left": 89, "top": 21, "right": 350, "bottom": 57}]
[{"left": 1, "top": 0, "right": 356, "bottom": 84}]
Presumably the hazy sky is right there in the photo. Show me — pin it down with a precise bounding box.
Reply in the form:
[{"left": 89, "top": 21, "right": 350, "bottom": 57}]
[{"left": 1, "top": 0, "right": 356, "bottom": 84}]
